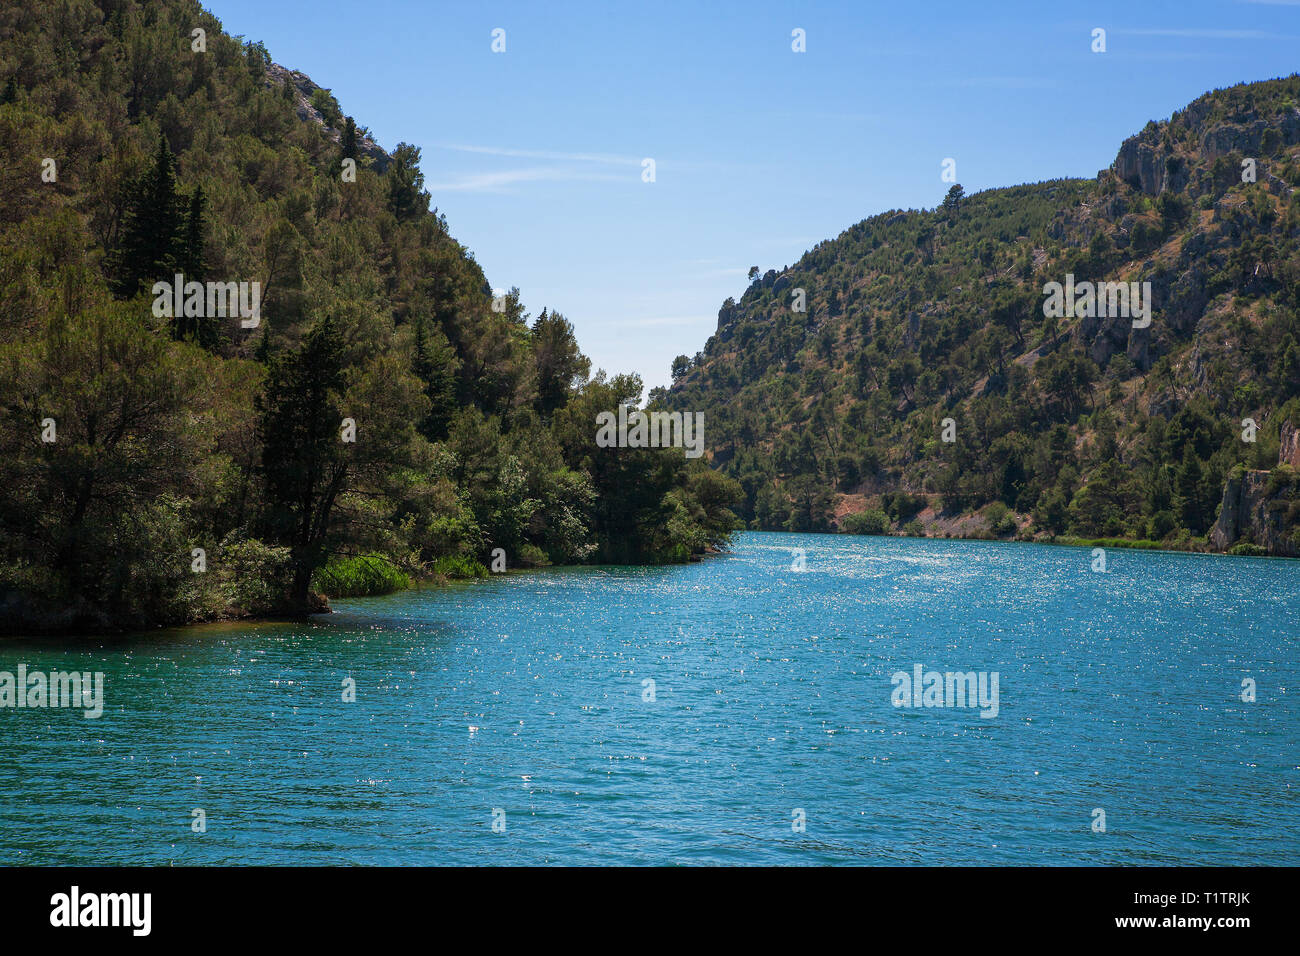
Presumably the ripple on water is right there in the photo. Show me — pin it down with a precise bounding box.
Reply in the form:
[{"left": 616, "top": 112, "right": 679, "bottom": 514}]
[{"left": 0, "top": 531, "right": 1296, "bottom": 864}]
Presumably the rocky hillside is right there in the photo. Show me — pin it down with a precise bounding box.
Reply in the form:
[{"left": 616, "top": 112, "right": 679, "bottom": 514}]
[
  {"left": 266, "top": 62, "right": 390, "bottom": 172},
  {"left": 1210, "top": 421, "right": 1300, "bottom": 556},
  {"left": 661, "top": 75, "right": 1300, "bottom": 554}
]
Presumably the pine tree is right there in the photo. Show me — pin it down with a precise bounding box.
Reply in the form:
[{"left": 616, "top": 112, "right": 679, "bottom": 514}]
[
  {"left": 532, "top": 309, "right": 590, "bottom": 417},
  {"left": 412, "top": 314, "right": 459, "bottom": 440},
  {"left": 111, "top": 132, "right": 184, "bottom": 297},
  {"left": 174, "top": 185, "right": 220, "bottom": 350},
  {"left": 1280, "top": 335, "right": 1300, "bottom": 398},
  {"left": 1176, "top": 446, "right": 1205, "bottom": 532},
  {"left": 181, "top": 185, "right": 206, "bottom": 280},
  {"left": 189, "top": 47, "right": 208, "bottom": 96},
  {"left": 341, "top": 116, "right": 358, "bottom": 161},
  {"left": 254, "top": 327, "right": 272, "bottom": 364},
  {"left": 942, "top": 183, "right": 965, "bottom": 218},
  {"left": 386, "top": 142, "right": 429, "bottom": 221}
]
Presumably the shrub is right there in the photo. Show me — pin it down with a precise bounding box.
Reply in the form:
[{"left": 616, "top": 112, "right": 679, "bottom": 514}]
[
  {"left": 1146, "top": 509, "right": 1178, "bottom": 540},
  {"left": 1267, "top": 464, "right": 1297, "bottom": 495},
  {"left": 430, "top": 555, "right": 488, "bottom": 579},
  {"left": 312, "top": 554, "right": 410, "bottom": 598},
  {"left": 218, "top": 536, "right": 294, "bottom": 615},
  {"left": 309, "top": 87, "right": 343, "bottom": 128},
  {"left": 983, "top": 501, "right": 1018, "bottom": 536},
  {"left": 517, "top": 544, "right": 550, "bottom": 567},
  {"left": 841, "top": 509, "right": 891, "bottom": 535},
  {"left": 882, "top": 491, "right": 927, "bottom": 522}
]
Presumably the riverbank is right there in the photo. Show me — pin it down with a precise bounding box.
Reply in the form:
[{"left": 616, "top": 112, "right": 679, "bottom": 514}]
[
  {"left": 831, "top": 525, "right": 1290, "bottom": 558},
  {"left": 0, "top": 544, "right": 735, "bottom": 639},
  {"left": 823, "top": 492, "right": 1297, "bottom": 559}
]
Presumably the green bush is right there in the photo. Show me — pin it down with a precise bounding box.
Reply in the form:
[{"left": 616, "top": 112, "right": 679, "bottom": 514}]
[
  {"left": 1228, "top": 542, "right": 1267, "bottom": 556},
  {"left": 1267, "top": 464, "right": 1297, "bottom": 495},
  {"left": 430, "top": 555, "right": 488, "bottom": 579},
  {"left": 218, "top": 536, "right": 294, "bottom": 615},
  {"left": 312, "top": 555, "right": 411, "bottom": 597},
  {"left": 1146, "top": 509, "right": 1178, "bottom": 540},
  {"left": 517, "top": 544, "right": 550, "bottom": 567},
  {"left": 882, "top": 491, "right": 927, "bottom": 523},
  {"left": 983, "top": 501, "right": 1018, "bottom": 537},
  {"left": 309, "top": 87, "right": 343, "bottom": 128},
  {"left": 841, "top": 509, "right": 891, "bottom": 535}
]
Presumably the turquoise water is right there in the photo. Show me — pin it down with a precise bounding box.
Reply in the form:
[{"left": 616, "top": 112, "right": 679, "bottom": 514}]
[{"left": 1, "top": 531, "right": 1297, "bottom": 865}]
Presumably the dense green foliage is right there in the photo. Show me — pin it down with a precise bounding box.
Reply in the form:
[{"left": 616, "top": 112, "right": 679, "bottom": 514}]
[
  {"left": 0, "top": 0, "right": 740, "bottom": 632},
  {"left": 663, "top": 76, "right": 1300, "bottom": 552},
  {"left": 311, "top": 554, "right": 410, "bottom": 599}
]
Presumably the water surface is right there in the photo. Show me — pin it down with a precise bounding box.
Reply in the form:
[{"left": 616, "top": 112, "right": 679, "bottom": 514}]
[{"left": 1, "top": 532, "right": 1296, "bottom": 865}]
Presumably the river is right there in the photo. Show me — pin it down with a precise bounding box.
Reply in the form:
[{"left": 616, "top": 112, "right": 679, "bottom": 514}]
[{"left": 1, "top": 531, "right": 1297, "bottom": 864}]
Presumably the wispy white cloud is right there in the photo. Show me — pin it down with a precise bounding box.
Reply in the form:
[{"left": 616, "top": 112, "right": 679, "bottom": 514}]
[
  {"left": 427, "top": 143, "right": 726, "bottom": 192},
  {"left": 424, "top": 167, "right": 626, "bottom": 192},
  {"left": 434, "top": 142, "right": 749, "bottom": 180},
  {"left": 434, "top": 143, "right": 641, "bottom": 166}
]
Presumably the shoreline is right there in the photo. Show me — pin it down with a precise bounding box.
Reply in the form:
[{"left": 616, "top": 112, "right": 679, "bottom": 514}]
[
  {"left": 815, "top": 527, "right": 1295, "bottom": 560},
  {"left": 3, "top": 530, "right": 1291, "bottom": 642},
  {"left": 0, "top": 546, "right": 735, "bottom": 641}
]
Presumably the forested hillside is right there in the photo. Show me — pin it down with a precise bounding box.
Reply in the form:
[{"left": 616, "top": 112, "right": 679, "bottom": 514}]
[
  {"left": 0, "top": 0, "right": 740, "bottom": 633},
  {"left": 662, "top": 75, "right": 1300, "bottom": 555}
]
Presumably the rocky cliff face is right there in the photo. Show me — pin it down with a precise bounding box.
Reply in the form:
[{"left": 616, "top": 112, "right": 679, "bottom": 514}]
[
  {"left": 1084, "top": 98, "right": 1300, "bottom": 373},
  {"left": 1112, "top": 99, "right": 1300, "bottom": 197},
  {"left": 1281, "top": 420, "right": 1300, "bottom": 468},
  {"left": 266, "top": 62, "right": 391, "bottom": 173},
  {"left": 1210, "top": 421, "right": 1300, "bottom": 556}
]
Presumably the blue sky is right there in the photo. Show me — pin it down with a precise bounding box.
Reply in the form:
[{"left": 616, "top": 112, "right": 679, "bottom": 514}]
[{"left": 205, "top": 0, "right": 1300, "bottom": 392}]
